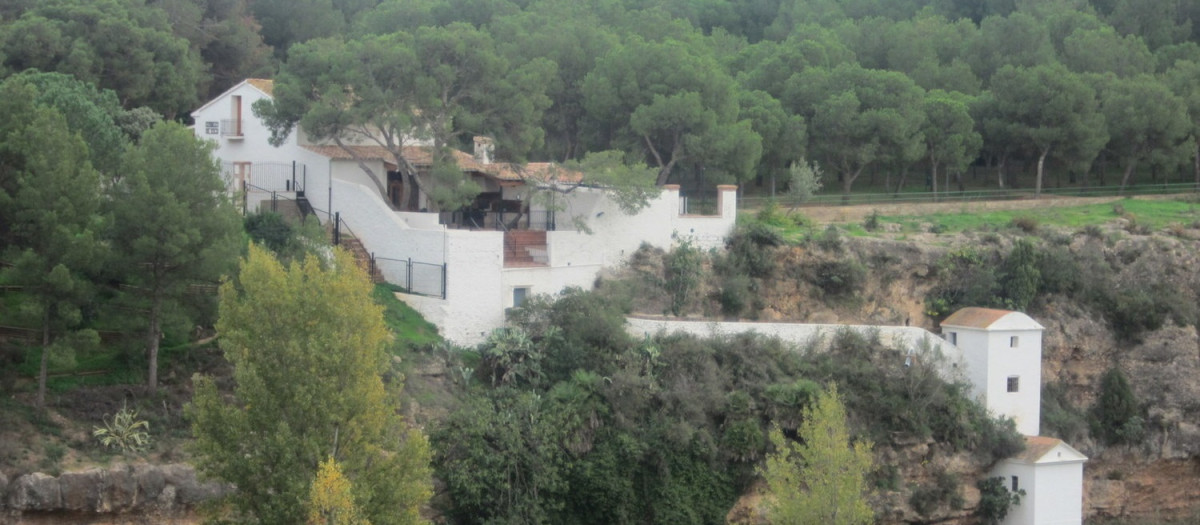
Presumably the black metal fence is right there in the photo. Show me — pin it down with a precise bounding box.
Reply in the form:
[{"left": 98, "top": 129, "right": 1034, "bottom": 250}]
[
  {"left": 440, "top": 210, "right": 556, "bottom": 231},
  {"left": 374, "top": 256, "right": 447, "bottom": 299},
  {"left": 739, "top": 182, "right": 1200, "bottom": 208},
  {"left": 243, "top": 182, "right": 315, "bottom": 218}
]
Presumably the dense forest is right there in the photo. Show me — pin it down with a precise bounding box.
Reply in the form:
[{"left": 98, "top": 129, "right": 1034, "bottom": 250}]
[{"left": 3, "top": 0, "right": 1200, "bottom": 196}]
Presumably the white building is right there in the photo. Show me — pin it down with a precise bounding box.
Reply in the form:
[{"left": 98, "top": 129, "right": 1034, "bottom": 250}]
[
  {"left": 940, "top": 307, "right": 1086, "bottom": 525},
  {"left": 989, "top": 436, "right": 1088, "bottom": 525},
  {"left": 191, "top": 79, "right": 738, "bottom": 345},
  {"left": 941, "top": 307, "right": 1045, "bottom": 436}
]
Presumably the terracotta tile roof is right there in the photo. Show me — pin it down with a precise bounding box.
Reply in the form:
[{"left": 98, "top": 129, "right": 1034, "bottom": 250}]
[
  {"left": 941, "top": 307, "right": 1014, "bottom": 329},
  {"left": 1017, "top": 436, "right": 1062, "bottom": 462},
  {"left": 247, "top": 78, "right": 274, "bottom": 96},
  {"left": 303, "top": 145, "right": 581, "bottom": 183}
]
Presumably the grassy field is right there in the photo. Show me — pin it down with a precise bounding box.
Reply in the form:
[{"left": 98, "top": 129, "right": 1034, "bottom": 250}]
[{"left": 754, "top": 197, "right": 1200, "bottom": 241}]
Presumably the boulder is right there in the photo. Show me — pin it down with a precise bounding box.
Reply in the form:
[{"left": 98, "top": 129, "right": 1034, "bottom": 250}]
[{"left": 8, "top": 472, "right": 61, "bottom": 511}]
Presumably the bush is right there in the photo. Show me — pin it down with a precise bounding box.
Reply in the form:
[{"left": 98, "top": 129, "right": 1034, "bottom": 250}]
[
  {"left": 817, "top": 226, "right": 843, "bottom": 252},
  {"left": 718, "top": 274, "right": 756, "bottom": 318},
  {"left": 977, "top": 476, "right": 1023, "bottom": 525},
  {"left": 1090, "top": 367, "right": 1145, "bottom": 446},
  {"left": 664, "top": 241, "right": 703, "bottom": 317},
  {"left": 909, "top": 469, "right": 963, "bottom": 517},
  {"left": 1041, "top": 382, "right": 1089, "bottom": 443},
  {"left": 863, "top": 210, "right": 881, "bottom": 232},
  {"left": 1010, "top": 216, "right": 1038, "bottom": 233},
  {"left": 93, "top": 402, "right": 151, "bottom": 454},
  {"left": 809, "top": 260, "right": 867, "bottom": 298}
]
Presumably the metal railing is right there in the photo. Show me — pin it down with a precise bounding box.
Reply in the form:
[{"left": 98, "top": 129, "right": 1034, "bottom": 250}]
[
  {"left": 680, "top": 191, "right": 720, "bottom": 216},
  {"left": 739, "top": 182, "right": 1200, "bottom": 208},
  {"left": 440, "top": 210, "right": 556, "bottom": 231},
  {"left": 373, "top": 256, "right": 447, "bottom": 299},
  {"left": 243, "top": 181, "right": 315, "bottom": 219},
  {"left": 220, "top": 119, "right": 242, "bottom": 137}
]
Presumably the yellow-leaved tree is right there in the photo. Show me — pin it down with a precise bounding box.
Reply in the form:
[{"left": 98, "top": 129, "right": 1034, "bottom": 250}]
[
  {"left": 189, "top": 245, "right": 431, "bottom": 524},
  {"left": 761, "top": 383, "right": 874, "bottom": 525},
  {"left": 309, "top": 457, "right": 370, "bottom": 525}
]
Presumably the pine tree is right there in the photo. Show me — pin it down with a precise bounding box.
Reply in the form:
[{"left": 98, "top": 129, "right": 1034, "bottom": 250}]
[{"left": 761, "top": 384, "right": 874, "bottom": 525}]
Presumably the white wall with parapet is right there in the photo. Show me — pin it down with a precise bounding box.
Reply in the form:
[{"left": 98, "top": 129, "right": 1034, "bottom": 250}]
[
  {"left": 624, "top": 317, "right": 967, "bottom": 380},
  {"left": 401, "top": 229, "right": 506, "bottom": 344},
  {"left": 331, "top": 180, "right": 446, "bottom": 263}
]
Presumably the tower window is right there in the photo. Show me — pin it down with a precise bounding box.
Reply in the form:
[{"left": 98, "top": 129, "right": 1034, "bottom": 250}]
[
  {"left": 1010, "top": 336, "right": 1019, "bottom": 347},
  {"left": 1007, "top": 376, "right": 1020, "bottom": 393},
  {"left": 1011, "top": 476, "right": 1019, "bottom": 492},
  {"left": 512, "top": 287, "right": 529, "bottom": 308},
  {"left": 947, "top": 332, "right": 957, "bottom": 345}
]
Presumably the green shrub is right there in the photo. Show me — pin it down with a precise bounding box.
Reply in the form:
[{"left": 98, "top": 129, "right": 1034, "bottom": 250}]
[
  {"left": 863, "top": 210, "right": 881, "bottom": 232},
  {"left": 93, "top": 402, "right": 151, "bottom": 454},
  {"left": 810, "top": 260, "right": 866, "bottom": 297},
  {"left": 1090, "top": 367, "right": 1145, "bottom": 446},
  {"left": 999, "top": 239, "right": 1041, "bottom": 310},
  {"left": 1041, "top": 382, "right": 1089, "bottom": 443},
  {"left": 909, "top": 469, "right": 963, "bottom": 517},
  {"left": 718, "top": 274, "right": 756, "bottom": 318},
  {"left": 817, "top": 226, "right": 843, "bottom": 252},
  {"left": 977, "top": 476, "right": 1023, "bottom": 525},
  {"left": 664, "top": 241, "right": 703, "bottom": 317},
  {"left": 1010, "top": 216, "right": 1038, "bottom": 233}
]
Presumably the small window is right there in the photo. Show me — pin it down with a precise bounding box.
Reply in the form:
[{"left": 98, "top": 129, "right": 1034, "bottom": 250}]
[
  {"left": 947, "top": 332, "right": 957, "bottom": 345},
  {"left": 1010, "top": 336, "right": 1019, "bottom": 348},
  {"left": 512, "top": 287, "right": 529, "bottom": 308},
  {"left": 1007, "top": 376, "right": 1020, "bottom": 393},
  {"left": 1011, "top": 475, "right": 1019, "bottom": 492}
]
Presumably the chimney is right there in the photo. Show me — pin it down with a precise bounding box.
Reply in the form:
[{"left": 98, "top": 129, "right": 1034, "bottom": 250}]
[{"left": 473, "top": 136, "right": 494, "bottom": 165}]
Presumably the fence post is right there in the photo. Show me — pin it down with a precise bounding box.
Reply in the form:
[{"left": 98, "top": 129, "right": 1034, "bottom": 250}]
[
  {"left": 441, "top": 262, "right": 447, "bottom": 299},
  {"left": 291, "top": 160, "right": 296, "bottom": 191},
  {"left": 333, "top": 212, "right": 340, "bottom": 246},
  {"left": 369, "top": 252, "right": 376, "bottom": 282},
  {"left": 241, "top": 179, "right": 247, "bottom": 216},
  {"left": 271, "top": 191, "right": 277, "bottom": 212},
  {"left": 407, "top": 258, "right": 413, "bottom": 292}
]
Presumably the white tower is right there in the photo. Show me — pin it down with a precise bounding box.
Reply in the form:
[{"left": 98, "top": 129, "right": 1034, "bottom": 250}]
[{"left": 941, "top": 307, "right": 1044, "bottom": 436}]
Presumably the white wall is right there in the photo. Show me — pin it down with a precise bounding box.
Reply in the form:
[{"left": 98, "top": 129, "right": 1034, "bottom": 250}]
[
  {"left": 991, "top": 458, "right": 1084, "bottom": 525},
  {"left": 1031, "top": 462, "right": 1084, "bottom": 525},
  {"left": 991, "top": 461, "right": 1038, "bottom": 525},
  {"left": 625, "top": 318, "right": 967, "bottom": 380},
  {"left": 947, "top": 326, "right": 1043, "bottom": 436},
  {"left": 192, "top": 82, "right": 334, "bottom": 220}
]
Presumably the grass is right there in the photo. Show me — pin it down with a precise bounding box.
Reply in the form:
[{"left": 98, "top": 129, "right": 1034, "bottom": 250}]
[
  {"left": 753, "top": 198, "right": 1200, "bottom": 240},
  {"left": 372, "top": 284, "right": 441, "bottom": 352},
  {"left": 881, "top": 198, "right": 1200, "bottom": 234}
]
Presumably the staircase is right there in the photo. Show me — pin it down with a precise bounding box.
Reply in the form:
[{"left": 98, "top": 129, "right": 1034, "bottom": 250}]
[
  {"left": 504, "top": 230, "right": 548, "bottom": 267},
  {"left": 338, "top": 235, "right": 385, "bottom": 283}
]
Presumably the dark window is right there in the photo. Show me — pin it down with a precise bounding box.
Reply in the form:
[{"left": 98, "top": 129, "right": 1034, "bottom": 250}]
[
  {"left": 948, "top": 332, "right": 957, "bottom": 345},
  {"left": 1010, "top": 336, "right": 1019, "bottom": 348},
  {"left": 513, "top": 287, "right": 529, "bottom": 308},
  {"left": 1011, "top": 475, "right": 1019, "bottom": 492},
  {"left": 1007, "top": 376, "right": 1020, "bottom": 393}
]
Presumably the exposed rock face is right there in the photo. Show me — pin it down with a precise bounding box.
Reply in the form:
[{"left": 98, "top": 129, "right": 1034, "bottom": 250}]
[{"left": 1, "top": 463, "right": 229, "bottom": 520}]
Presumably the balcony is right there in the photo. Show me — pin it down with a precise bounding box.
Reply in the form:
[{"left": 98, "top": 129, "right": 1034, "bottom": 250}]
[{"left": 220, "top": 119, "right": 244, "bottom": 139}]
